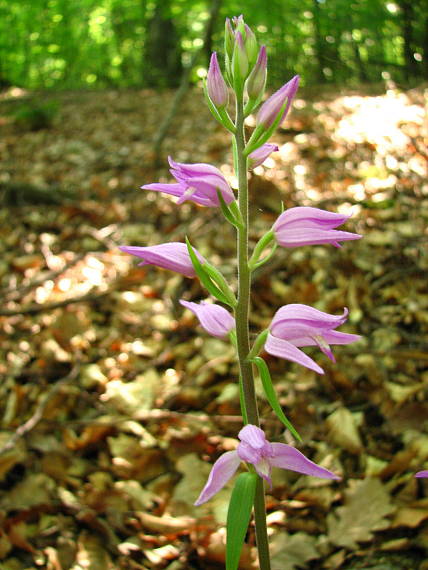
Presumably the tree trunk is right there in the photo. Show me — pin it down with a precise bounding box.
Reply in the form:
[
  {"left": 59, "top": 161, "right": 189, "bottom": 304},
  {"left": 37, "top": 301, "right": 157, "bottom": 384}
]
[
  {"left": 399, "top": 0, "right": 418, "bottom": 79},
  {"left": 143, "top": 0, "right": 183, "bottom": 87}
]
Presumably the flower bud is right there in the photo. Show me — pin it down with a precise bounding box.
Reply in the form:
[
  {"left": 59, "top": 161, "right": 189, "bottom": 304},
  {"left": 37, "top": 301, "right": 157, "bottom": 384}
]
[
  {"left": 257, "top": 75, "right": 300, "bottom": 128},
  {"left": 244, "top": 24, "right": 258, "bottom": 68},
  {"left": 248, "top": 143, "right": 278, "bottom": 169},
  {"left": 232, "top": 14, "right": 245, "bottom": 35},
  {"left": 207, "top": 52, "right": 228, "bottom": 108},
  {"left": 232, "top": 31, "right": 249, "bottom": 86},
  {"left": 245, "top": 45, "right": 267, "bottom": 99},
  {"left": 224, "top": 18, "right": 234, "bottom": 60}
]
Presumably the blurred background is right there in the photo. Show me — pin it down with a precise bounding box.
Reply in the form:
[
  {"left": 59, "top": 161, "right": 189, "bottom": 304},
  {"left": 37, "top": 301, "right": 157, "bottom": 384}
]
[
  {"left": 0, "top": 1, "right": 427, "bottom": 570},
  {"left": 0, "top": 0, "right": 427, "bottom": 90}
]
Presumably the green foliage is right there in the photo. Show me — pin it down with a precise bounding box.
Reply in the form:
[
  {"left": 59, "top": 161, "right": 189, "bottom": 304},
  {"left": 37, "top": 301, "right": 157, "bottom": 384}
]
[
  {"left": 226, "top": 472, "right": 257, "bottom": 570},
  {"left": 252, "top": 357, "right": 302, "bottom": 441},
  {"left": 0, "top": 0, "right": 426, "bottom": 89}
]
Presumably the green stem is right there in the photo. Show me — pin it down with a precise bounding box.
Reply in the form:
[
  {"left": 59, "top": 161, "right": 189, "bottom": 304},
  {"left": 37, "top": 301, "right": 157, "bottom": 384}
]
[{"left": 235, "top": 97, "right": 271, "bottom": 570}]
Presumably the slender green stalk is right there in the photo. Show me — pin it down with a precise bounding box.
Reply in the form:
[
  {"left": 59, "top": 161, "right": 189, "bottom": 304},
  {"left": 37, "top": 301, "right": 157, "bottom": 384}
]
[{"left": 234, "top": 97, "right": 271, "bottom": 570}]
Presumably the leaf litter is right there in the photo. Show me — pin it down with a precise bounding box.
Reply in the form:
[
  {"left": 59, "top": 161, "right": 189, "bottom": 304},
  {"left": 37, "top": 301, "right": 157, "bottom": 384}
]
[{"left": 0, "top": 84, "right": 427, "bottom": 569}]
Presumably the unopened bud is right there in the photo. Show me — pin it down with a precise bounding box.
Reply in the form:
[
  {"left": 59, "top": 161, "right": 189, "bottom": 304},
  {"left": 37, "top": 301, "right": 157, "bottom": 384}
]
[
  {"left": 232, "top": 14, "right": 245, "bottom": 35},
  {"left": 207, "top": 52, "right": 228, "bottom": 107},
  {"left": 244, "top": 24, "right": 258, "bottom": 68},
  {"left": 224, "top": 18, "right": 234, "bottom": 60},
  {"left": 232, "top": 31, "right": 249, "bottom": 86},
  {"left": 256, "top": 75, "right": 300, "bottom": 128},
  {"left": 245, "top": 45, "right": 267, "bottom": 99},
  {"left": 248, "top": 143, "right": 278, "bottom": 168}
]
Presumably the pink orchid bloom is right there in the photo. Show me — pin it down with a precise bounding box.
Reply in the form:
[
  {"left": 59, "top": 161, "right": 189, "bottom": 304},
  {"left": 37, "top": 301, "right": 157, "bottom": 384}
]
[
  {"left": 273, "top": 207, "right": 362, "bottom": 248},
  {"left": 265, "top": 304, "right": 361, "bottom": 374},
  {"left": 142, "top": 157, "right": 235, "bottom": 207},
  {"left": 415, "top": 470, "right": 428, "bottom": 478},
  {"left": 119, "top": 242, "right": 204, "bottom": 278},
  {"left": 195, "top": 424, "right": 339, "bottom": 505},
  {"left": 180, "top": 300, "right": 235, "bottom": 338}
]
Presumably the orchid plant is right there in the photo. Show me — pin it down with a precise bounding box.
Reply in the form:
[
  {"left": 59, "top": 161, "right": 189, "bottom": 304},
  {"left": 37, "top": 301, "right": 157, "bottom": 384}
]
[{"left": 120, "top": 15, "right": 363, "bottom": 570}]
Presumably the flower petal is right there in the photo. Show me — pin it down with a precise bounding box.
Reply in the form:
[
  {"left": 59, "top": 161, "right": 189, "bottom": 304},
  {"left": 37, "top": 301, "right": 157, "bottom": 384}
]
[
  {"left": 141, "top": 182, "right": 185, "bottom": 199},
  {"left": 321, "top": 330, "right": 362, "bottom": 345},
  {"left": 238, "top": 424, "right": 268, "bottom": 450},
  {"left": 142, "top": 182, "right": 219, "bottom": 207},
  {"left": 253, "top": 458, "right": 272, "bottom": 486},
  {"left": 273, "top": 207, "right": 350, "bottom": 230},
  {"left": 415, "top": 470, "right": 428, "bottom": 478},
  {"left": 194, "top": 450, "right": 241, "bottom": 506},
  {"left": 265, "top": 333, "right": 324, "bottom": 374},
  {"left": 270, "top": 304, "right": 349, "bottom": 339},
  {"left": 274, "top": 227, "right": 362, "bottom": 248},
  {"left": 168, "top": 157, "right": 223, "bottom": 178},
  {"left": 119, "top": 242, "right": 204, "bottom": 278},
  {"left": 272, "top": 207, "right": 362, "bottom": 248},
  {"left": 270, "top": 443, "right": 340, "bottom": 479},
  {"left": 179, "top": 300, "right": 235, "bottom": 338}
]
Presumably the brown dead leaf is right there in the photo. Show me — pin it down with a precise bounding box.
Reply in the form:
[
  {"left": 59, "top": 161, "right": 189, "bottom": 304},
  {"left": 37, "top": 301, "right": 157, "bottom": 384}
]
[
  {"left": 270, "top": 531, "right": 320, "bottom": 570},
  {"left": 327, "top": 478, "right": 396, "bottom": 549}
]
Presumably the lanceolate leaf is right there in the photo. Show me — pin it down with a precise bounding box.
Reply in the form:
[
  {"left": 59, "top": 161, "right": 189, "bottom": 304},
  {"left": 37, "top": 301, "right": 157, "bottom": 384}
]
[
  {"left": 226, "top": 471, "right": 257, "bottom": 570},
  {"left": 253, "top": 357, "right": 302, "bottom": 441}
]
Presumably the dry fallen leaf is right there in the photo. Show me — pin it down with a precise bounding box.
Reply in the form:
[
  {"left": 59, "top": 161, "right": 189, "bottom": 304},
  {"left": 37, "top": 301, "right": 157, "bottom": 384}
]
[
  {"left": 327, "top": 478, "right": 396, "bottom": 549},
  {"left": 270, "top": 531, "right": 320, "bottom": 570}
]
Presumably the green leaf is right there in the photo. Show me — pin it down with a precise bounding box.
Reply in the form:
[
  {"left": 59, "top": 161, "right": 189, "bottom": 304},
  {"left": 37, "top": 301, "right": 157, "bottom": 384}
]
[
  {"left": 185, "top": 237, "right": 230, "bottom": 306},
  {"left": 203, "top": 262, "right": 237, "bottom": 307},
  {"left": 216, "top": 190, "right": 241, "bottom": 228},
  {"left": 252, "top": 357, "right": 302, "bottom": 441},
  {"left": 226, "top": 472, "right": 257, "bottom": 570}
]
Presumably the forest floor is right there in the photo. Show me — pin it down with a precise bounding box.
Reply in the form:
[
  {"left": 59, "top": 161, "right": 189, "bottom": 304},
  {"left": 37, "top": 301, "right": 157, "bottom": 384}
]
[{"left": 0, "top": 83, "right": 427, "bottom": 570}]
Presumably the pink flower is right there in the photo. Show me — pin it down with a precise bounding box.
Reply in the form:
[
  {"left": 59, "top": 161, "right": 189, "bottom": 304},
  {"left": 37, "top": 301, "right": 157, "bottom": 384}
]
[
  {"left": 142, "top": 157, "right": 235, "bottom": 207},
  {"left": 207, "top": 52, "right": 228, "bottom": 107},
  {"left": 119, "top": 242, "right": 204, "bottom": 278},
  {"left": 256, "top": 75, "right": 300, "bottom": 128},
  {"left": 415, "top": 470, "right": 428, "bottom": 478},
  {"left": 180, "top": 300, "right": 235, "bottom": 338},
  {"left": 265, "top": 304, "right": 361, "bottom": 374},
  {"left": 195, "top": 424, "right": 339, "bottom": 505},
  {"left": 273, "top": 207, "right": 362, "bottom": 248},
  {"left": 248, "top": 143, "right": 278, "bottom": 168}
]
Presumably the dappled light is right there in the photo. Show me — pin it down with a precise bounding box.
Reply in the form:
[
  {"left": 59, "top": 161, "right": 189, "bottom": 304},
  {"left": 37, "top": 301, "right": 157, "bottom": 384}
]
[{"left": 1, "top": 1, "right": 428, "bottom": 567}]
